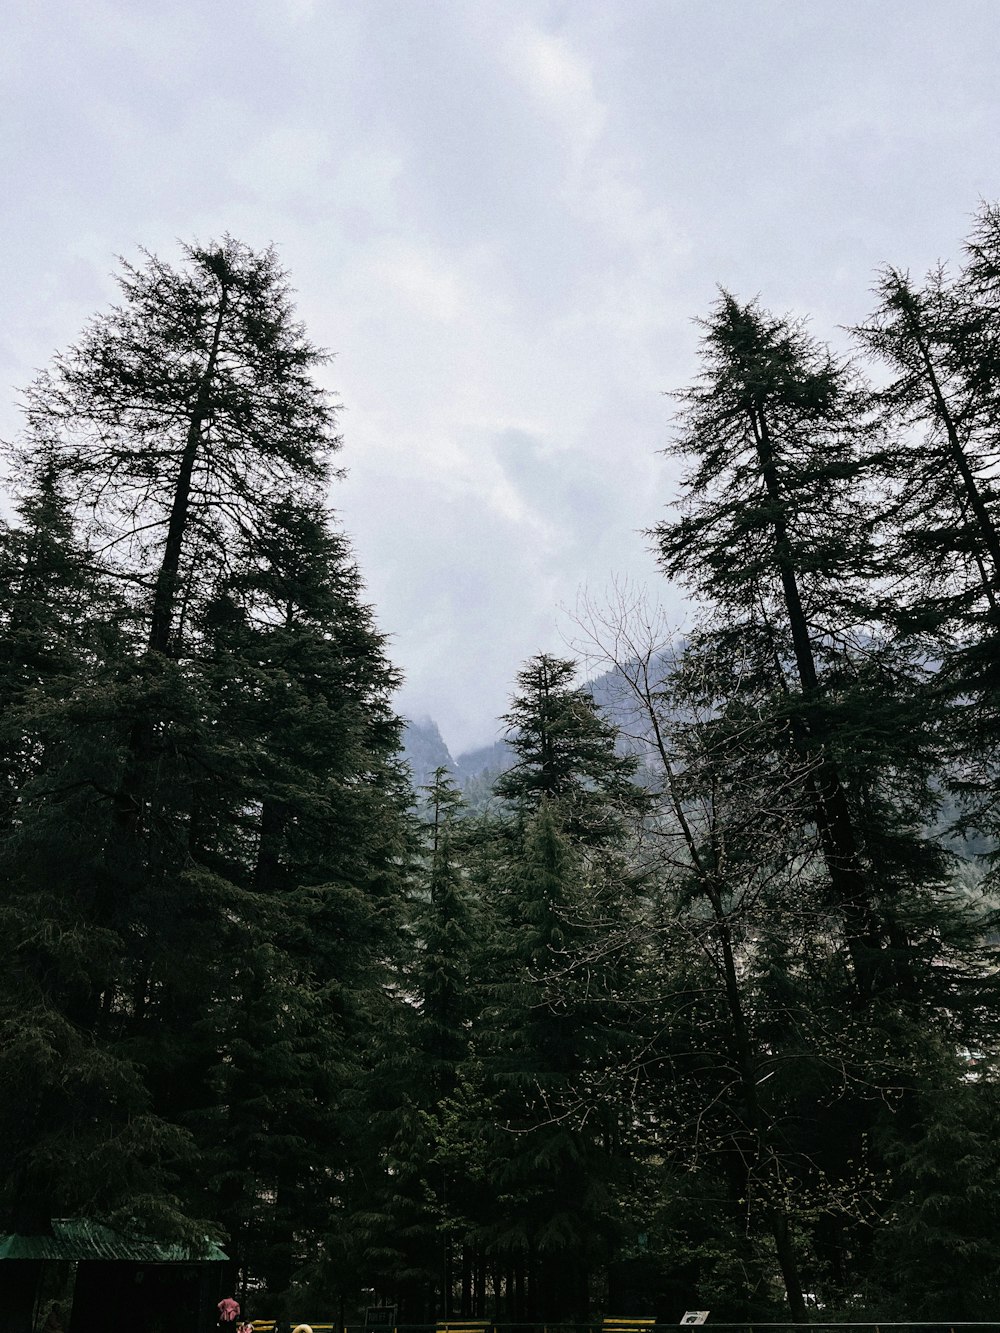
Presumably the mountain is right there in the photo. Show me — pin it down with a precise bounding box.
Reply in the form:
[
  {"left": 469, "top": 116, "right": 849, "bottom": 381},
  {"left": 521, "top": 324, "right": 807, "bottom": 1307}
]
[
  {"left": 401, "top": 649, "right": 680, "bottom": 798},
  {"left": 399, "top": 716, "right": 456, "bottom": 790},
  {"left": 400, "top": 716, "right": 515, "bottom": 791},
  {"left": 453, "top": 737, "right": 513, "bottom": 781}
]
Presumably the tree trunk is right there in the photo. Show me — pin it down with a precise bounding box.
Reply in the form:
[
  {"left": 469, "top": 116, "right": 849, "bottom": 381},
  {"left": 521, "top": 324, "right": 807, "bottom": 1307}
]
[
  {"left": 900, "top": 290, "right": 1000, "bottom": 608},
  {"left": 148, "top": 281, "right": 231, "bottom": 657},
  {"left": 461, "top": 1244, "right": 472, "bottom": 1316},
  {"left": 751, "top": 404, "right": 884, "bottom": 997}
]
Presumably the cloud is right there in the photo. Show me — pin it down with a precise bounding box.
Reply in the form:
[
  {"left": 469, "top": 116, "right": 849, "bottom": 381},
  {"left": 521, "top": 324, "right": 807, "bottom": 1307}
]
[
  {"left": 7, "top": 0, "right": 1000, "bottom": 753},
  {"left": 508, "top": 22, "right": 607, "bottom": 155},
  {"left": 331, "top": 143, "right": 405, "bottom": 229},
  {"left": 492, "top": 429, "right": 616, "bottom": 552},
  {"left": 366, "top": 242, "right": 469, "bottom": 325},
  {"left": 351, "top": 466, "right": 569, "bottom": 753},
  {"left": 280, "top": 0, "right": 318, "bottom": 20},
  {"left": 231, "top": 122, "right": 332, "bottom": 205}
]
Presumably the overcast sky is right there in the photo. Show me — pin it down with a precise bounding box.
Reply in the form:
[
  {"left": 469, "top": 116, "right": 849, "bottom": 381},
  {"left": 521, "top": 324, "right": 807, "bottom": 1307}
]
[{"left": 3, "top": 1, "right": 1000, "bottom": 753}]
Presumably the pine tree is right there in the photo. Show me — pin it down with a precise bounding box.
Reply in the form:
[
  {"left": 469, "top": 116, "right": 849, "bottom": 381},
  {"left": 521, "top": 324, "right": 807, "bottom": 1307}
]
[
  {"left": 471, "top": 656, "right": 643, "bottom": 1320},
  {"left": 24, "top": 238, "right": 335, "bottom": 657},
  {"left": 871, "top": 1074, "right": 1000, "bottom": 1318},
  {"left": 0, "top": 238, "right": 412, "bottom": 1293},
  {"left": 416, "top": 768, "right": 475, "bottom": 1099},
  {"left": 647, "top": 292, "right": 998, "bottom": 1312},
  {"left": 495, "top": 653, "right": 638, "bottom": 845},
  {"left": 855, "top": 245, "right": 1000, "bottom": 639},
  {"left": 854, "top": 210, "right": 1000, "bottom": 855},
  {"left": 0, "top": 445, "right": 196, "bottom": 1240},
  {"left": 347, "top": 768, "right": 482, "bottom": 1322},
  {"left": 653, "top": 292, "right": 950, "bottom": 1001},
  {"left": 0, "top": 445, "right": 95, "bottom": 824},
  {"left": 176, "top": 496, "right": 411, "bottom": 1298},
  {"left": 479, "top": 804, "right": 604, "bottom": 1320}
]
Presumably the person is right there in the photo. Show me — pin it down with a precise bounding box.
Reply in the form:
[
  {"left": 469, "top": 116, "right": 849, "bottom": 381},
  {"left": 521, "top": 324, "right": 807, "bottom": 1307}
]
[{"left": 218, "top": 1296, "right": 241, "bottom": 1330}]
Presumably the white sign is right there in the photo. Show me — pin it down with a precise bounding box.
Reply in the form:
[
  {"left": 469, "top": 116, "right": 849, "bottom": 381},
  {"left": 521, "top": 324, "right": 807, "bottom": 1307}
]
[{"left": 680, "top": 1314, "right": 709, "bottom": 1326}]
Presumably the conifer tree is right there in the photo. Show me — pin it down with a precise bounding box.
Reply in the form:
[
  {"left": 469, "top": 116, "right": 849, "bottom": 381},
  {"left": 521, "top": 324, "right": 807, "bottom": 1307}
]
[
  {"left": 24, "top": 238, "right": 334, "bottom": 656},
  {"left": 495, "top": 653, "right": 638, "bottom": 845},
  {"left": 641, "top": 291, "right": 1000, "bottom": 1315},
  {"left": 855, "top": 245, "right": 1000, "bottom": 638},
  {"left": 473, "top": 656, "right": 642, "bottom": 1319},
  {"left": 854, "top": 209, "right": 1000, "bottom": 852},
  {"left": 479, "top": 804, "right": 605, "bottom": 1319},
  {"left": 870, "top": 1076, "right": 1000, "bottom": 1317},
  {"left": 416, "top": 768, "right": 475, "bottom": 1098},
  {"left": 653, "top": 293, "right": 950, "bottom": 1001},
  {"left": 180, "top": 496, "right": 411, "bottom": 1298},
  {"left": 352, "top": 768, "right": 478, "bottom": 1321},
  {"left": 0, "top": 446, "right": 192, "bottom": 1240},
  {"left": 0, "top": 238, "right": 412, "bottom": 1292}
]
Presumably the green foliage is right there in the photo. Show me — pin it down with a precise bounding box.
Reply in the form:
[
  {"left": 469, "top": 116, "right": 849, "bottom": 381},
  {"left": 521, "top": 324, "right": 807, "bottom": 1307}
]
[
  {"left": 0, "top": 239, "right": 412, "bottom": 1305},
  {"left": 871, "top": 1079, "right": 1000, "bottom": 1317},
  {"left": 8, "top": 210, "right": 1000, "bottom": 1327},
  {"left": 470, "top": 654, "right": 648, "bottom": 1319},
  {"left": 496, "top": 653, "right": 639, "bottom": 844}
]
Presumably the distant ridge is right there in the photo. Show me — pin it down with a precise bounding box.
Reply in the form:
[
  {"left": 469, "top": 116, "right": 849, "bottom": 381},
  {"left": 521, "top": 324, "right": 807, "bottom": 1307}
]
[
  {"left": 399, "top": 716, "right": 456, "bottom": 790},
  {"left": 400, "top": 717, "right": 514, "bottom": 791},
  {"left": 401, "top": 645, "right": 681, "bottom": 796}
]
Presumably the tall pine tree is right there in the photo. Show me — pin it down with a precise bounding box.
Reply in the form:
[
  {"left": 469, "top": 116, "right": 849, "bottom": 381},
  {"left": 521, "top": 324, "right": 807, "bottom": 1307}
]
[{"left": 0, "top": 239, "right": 412, "bottom": 1308}]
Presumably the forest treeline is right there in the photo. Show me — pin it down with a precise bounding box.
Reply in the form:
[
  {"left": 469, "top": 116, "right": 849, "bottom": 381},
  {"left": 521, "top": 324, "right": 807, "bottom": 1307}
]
[{"left": 5, "top": 210, "right": 1000, "bottom": 1325}]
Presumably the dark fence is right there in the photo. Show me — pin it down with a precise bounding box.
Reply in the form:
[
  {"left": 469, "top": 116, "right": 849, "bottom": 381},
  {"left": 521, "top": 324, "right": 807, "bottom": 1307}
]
[{"left": 260, "top": 1323, "right": 1000, "bottom": 1333}]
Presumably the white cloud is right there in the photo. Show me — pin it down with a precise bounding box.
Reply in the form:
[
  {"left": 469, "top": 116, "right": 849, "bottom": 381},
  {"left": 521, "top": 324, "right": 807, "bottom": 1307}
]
[
  {"left": 231, "top": 122, "right": 331, "bottom": 205},
  {"left": 281, "top": 0, "right": 318, "bottom": 20},
  {"left": 508, "top": 22, "right": 607, "bottom": 154},
  {"left": 7, "top": 0, "right": 1000, "bottom": 751},
  {"left": 366, "top": 242, "right": 468, "bottom": 325},
  {"left": 331, "top": 142, "right": 405, "bottom": 227}
]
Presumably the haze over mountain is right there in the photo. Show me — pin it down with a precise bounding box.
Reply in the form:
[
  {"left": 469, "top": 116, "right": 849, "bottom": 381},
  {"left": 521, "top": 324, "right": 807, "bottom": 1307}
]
[
  {"left": 401, "top": 646, "right": 678, "bottom": 791},
  {"left": 401, "top": 715, "right": 514, "bottom": 791}
]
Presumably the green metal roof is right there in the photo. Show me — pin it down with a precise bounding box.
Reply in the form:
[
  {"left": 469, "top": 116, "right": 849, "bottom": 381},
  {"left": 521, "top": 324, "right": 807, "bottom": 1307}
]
[{"left": 0, "top": 1218, "right": 228, "bottom": 1263}]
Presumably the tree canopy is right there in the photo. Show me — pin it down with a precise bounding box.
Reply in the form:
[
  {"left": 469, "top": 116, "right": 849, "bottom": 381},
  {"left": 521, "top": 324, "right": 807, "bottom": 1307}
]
[{"left": 6, "top": 215, "right": 1000, "bottom": 1331}]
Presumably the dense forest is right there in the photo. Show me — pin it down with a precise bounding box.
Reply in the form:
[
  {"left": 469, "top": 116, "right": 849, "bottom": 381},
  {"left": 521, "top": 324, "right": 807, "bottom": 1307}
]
[{"left": 4, "top": 210, "right": 1000, "bottom": 1328}]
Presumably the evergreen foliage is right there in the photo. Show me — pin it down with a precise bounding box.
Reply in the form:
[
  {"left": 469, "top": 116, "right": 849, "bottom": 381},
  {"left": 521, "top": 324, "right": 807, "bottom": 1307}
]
[
  {"left": 0, "top": 240, "right": 412, "bottom": 1306},
  {"left": 495, "top": 653, "right": 639, "bottom": 844},
  {"left": 6, "top": 213, "right": 1000, "bottom": 1326}
]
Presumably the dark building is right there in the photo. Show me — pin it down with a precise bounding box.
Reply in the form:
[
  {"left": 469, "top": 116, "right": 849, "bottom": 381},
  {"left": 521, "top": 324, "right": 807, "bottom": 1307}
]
[{"left": 0, "top": 1219, "right": 228, "bottom": 1333}]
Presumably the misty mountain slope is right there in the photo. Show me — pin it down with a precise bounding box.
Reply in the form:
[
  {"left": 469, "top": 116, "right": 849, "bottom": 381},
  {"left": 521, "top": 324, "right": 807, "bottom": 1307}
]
[
  {"left": 401, "top": 646, "right": 680, "bottom": 795},
  {"left": 399, "top": 716, "right": 455, "bottom": 790}
]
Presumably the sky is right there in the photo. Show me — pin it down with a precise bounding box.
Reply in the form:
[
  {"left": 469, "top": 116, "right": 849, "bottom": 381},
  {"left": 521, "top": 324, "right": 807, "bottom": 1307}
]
[{"left": 3, "top": 0, "right": 1000, "bottom": 754}]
